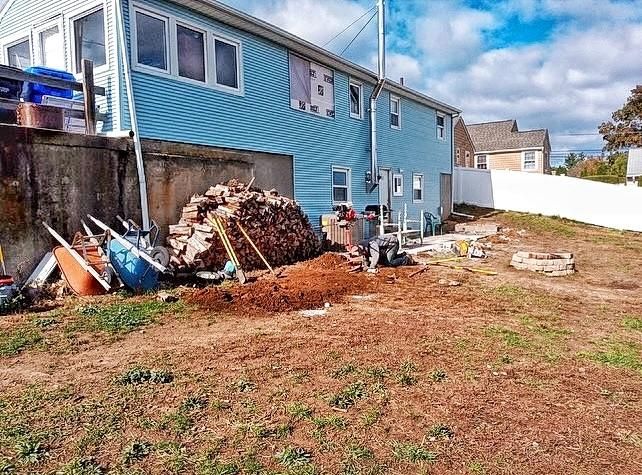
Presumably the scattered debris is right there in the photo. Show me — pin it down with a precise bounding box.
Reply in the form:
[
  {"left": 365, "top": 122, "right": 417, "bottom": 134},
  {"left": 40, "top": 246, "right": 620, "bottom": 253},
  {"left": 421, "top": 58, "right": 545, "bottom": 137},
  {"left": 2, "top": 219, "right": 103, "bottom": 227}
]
[
  {"left": 438, "top": 278, "right": 461, "bottom": 287},
  {"left": 455, "top": 222, "right": 499, "bottom": 234},
  {"left": 157, "top": 292, "right": 179, "bottom": 303},
  {"left": 300, "top": 309, "right": 327, "bottom": 318},
  {"left": 510, "top": 251, "right": 575, "bottom": 277}
]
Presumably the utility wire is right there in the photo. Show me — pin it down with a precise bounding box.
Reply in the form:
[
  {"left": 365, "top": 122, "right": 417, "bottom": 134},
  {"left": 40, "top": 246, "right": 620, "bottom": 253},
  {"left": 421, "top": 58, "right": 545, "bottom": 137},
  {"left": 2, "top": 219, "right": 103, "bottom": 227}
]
[
  {"left": 322, "top": 5, "right": 376, "bottom": 47},
  {"left": 340, "top": 10, "right": 378, "bottom": 56}
]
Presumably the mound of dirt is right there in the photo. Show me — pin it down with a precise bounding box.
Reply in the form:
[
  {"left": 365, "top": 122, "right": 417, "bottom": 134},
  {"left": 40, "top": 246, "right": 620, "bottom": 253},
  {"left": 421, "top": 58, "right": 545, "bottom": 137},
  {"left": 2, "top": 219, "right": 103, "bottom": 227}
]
[{"left": 186, "top": 253, "right": 373, "bottom": 316}]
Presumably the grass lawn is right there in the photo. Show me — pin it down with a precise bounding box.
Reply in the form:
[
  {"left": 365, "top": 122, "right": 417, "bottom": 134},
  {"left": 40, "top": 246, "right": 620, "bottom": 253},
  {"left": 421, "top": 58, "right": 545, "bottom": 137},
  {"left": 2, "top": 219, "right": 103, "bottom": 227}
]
[{"left": 0, "top": 212, "right": 641, "bottom": 474}]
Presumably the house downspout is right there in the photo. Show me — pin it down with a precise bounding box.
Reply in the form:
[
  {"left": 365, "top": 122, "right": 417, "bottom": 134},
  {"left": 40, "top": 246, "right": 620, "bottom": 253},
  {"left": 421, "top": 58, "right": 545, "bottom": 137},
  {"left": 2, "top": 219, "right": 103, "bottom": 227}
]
[
  {"left": 451, "top": 112, "right": 459, "bottom": 215},
  {"left": 368, "top": 0, "right": 386, "bottom": 192},
  {"left": 115, "top": 0, "right": 150, "bottom": 230}
]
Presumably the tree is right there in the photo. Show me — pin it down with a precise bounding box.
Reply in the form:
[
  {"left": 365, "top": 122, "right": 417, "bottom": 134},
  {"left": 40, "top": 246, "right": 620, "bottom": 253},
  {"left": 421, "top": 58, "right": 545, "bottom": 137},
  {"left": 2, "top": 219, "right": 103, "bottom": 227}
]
[
  {"left": 599, "top": 85, "right": 642, "bottom": 150},
  {"left": 564, "top": 152, "right": 584, "bottom": 169}
]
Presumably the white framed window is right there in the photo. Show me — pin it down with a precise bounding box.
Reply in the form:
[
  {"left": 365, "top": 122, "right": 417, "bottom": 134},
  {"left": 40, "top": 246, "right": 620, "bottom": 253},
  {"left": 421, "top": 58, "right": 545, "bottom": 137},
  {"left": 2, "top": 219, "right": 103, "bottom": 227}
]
[
  {"left": 436, "top": 113, "right": 445, "bottom": 140},
  {"left": 412, "top": 173, "right": 423, "bottom": 203},
  {"left": 133, "top": 7, "right": 170, "bottom": 72},
  {"left": 176, "top": 22, "right": 207, "bottom": 83},
  {"left": 289, "top": 53, "right": 335, "bottom": 118},
  {"left": 475, "top": 154, "right": 488, "bottom": 170},
  {"left": 70, "top": 5, "right": 107, "bottom": 73},
  {"left": 332, "top": 166, "right": 351, "bottom": 203},
  {"left": 130, "top": 3, "right": 243, "bottom": 94},
  {"left": 390, "top": 95, "right": 401, "bottom": 129},
  {"left": 213, "top": 35, "right": 240, "bottom": 90},
  {"left": 522, "top": 150, "right": 537, "bottom": 170},
  {"left": 456, "top": 148, "right": 461, "bottom": 162},
  {"left": 393, "top": 174, "right": 403, "bottom": 197},
  {"left": 3, "top": 35, "right": 31, "bottom": 68},
  {"left": 34, "top": 19, "right": 65, "bottom": 70},
  {"left": 349, "top": 79, "right": 362, "bottom": 119}
]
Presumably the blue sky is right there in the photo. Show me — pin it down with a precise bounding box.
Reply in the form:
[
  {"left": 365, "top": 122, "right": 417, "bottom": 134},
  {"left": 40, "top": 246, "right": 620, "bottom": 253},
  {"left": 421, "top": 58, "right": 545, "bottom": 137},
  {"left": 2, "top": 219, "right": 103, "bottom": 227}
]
[{"left": 222, "top": 0, "right": 642, "bottom": 163}]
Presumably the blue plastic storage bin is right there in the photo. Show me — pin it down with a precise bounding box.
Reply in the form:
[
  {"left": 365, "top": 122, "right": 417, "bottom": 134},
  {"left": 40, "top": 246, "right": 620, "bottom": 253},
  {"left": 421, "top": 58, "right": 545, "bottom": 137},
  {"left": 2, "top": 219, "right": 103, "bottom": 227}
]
[{"left": 22, "top": 66, "right": 74, "bottom": 104}]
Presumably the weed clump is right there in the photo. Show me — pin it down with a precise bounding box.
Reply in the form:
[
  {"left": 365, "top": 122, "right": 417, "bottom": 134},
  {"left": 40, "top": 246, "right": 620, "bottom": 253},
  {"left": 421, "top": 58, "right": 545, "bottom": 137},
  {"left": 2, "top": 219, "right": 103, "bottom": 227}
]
[
  {"left": 116, "top": 367, "right": 174, "bottom": 385},
  {"left": 0, "top": 327, "right": 42, "bottom": 357},
  {"left": 329, "top": 381, "right": 366, "bottom": 410},
  {"left": 396, "top": 361, "right": 418, "bottom": 387},
  {"left": 123, "top": 441, "right": 153, "bottom": 465},
  {"left": 427, "top": 423, "right": 454, "bottom": 440},
  {"left": 429, "top": 369, "right": 448, "bottom": 382},
  {"left": 276, "top": 446, "right": 312, "bottom": 468},
  {"left": 392, "top": 441, "right": 437, "bottom": 463}
]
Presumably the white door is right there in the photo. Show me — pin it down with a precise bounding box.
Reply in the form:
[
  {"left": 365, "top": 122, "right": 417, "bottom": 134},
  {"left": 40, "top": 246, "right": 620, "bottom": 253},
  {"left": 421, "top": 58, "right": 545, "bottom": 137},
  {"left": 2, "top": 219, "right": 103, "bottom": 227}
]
[{"left": 379, "top": 168, "right": 391, "bottom": 221}]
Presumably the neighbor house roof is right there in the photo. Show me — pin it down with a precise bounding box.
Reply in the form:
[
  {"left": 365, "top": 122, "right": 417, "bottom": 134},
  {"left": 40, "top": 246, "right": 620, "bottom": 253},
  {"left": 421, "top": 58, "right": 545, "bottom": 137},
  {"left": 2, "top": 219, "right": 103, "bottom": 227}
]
[
  {"left": 467, "top": 119, "right": 548, "bottom": 152},
  {"left": 171, "top": 0, "right": 460, "bottom": 115},
  {"left": 628, "top": 149, "right": 642, "bottom": 177}
]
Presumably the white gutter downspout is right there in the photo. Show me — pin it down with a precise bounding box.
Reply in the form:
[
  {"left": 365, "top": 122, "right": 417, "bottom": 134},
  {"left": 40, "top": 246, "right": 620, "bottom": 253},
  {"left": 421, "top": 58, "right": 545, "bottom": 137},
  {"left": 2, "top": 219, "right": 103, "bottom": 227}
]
[
  {"left": 115, "top": 0, "right": 150, "bottom": 230},
  {"left": 368, "top": 0, "right": 386, "bottom": 192}
]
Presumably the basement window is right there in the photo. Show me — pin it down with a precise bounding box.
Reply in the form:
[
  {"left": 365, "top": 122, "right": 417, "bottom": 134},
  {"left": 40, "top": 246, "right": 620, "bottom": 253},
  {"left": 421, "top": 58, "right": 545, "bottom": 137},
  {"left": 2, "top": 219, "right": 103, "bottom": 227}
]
[
  {"left": 412, "top": 173, "right": 423, "bottom": 203},
  {"left": 475, "top": 154, "right": 488, "bottom": 169},
  {"left": 390, "top": 95, "right": 400, "bottom": 129},
  {"left": 72, "top": 7, "right": 106, "bottom": 73},
  {"left": 332, "top": 167, "right": 351, "bottom": 203}
]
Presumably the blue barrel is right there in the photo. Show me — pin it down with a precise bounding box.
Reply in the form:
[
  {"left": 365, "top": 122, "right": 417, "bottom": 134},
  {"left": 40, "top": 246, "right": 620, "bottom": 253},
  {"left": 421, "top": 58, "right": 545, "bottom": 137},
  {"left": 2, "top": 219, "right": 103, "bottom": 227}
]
[{"left": 22, "top": 66, "right": 74, "bottom": 104}]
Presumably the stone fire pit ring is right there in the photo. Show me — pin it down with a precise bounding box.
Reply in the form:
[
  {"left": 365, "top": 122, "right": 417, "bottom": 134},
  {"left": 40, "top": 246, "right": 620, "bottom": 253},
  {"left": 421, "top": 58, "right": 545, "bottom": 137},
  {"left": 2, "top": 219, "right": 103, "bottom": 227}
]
[{"left": 510, "top": 251, "right": 575, "bottom": 277}]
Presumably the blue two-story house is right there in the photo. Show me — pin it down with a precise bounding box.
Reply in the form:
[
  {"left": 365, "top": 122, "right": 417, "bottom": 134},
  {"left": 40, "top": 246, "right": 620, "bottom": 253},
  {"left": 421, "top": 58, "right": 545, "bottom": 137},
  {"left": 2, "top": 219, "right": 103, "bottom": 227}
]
[{"left": 0, "top": 0, "right": 460, "bottom": 227}]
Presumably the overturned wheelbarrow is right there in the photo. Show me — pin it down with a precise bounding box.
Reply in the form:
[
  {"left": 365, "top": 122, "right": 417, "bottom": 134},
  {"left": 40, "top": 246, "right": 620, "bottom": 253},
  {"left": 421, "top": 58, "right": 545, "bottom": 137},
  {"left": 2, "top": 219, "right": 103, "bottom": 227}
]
[{"left": 87, "top": 215, "right": 169, "bottom": 292}]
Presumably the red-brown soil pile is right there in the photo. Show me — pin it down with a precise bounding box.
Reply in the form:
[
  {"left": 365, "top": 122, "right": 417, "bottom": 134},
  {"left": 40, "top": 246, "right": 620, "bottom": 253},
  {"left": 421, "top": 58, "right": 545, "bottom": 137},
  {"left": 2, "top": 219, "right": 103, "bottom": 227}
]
[{"left": 186, "top": 253, "right": 372, "bottom": 316}]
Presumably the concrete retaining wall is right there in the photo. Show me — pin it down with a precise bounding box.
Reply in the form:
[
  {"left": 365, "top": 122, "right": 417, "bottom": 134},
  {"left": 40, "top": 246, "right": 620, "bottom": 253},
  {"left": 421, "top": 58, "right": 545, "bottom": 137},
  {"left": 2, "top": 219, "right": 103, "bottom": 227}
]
[{"left": 0, "top": 125, "right": 293, "bottom": 279}]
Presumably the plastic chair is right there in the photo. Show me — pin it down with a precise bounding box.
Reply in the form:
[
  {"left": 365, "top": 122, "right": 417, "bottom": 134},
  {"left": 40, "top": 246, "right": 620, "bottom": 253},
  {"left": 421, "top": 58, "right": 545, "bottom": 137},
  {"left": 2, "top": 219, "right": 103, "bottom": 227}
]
[{"left": 423, "top": 212, "right": 443, "bottom": 236}]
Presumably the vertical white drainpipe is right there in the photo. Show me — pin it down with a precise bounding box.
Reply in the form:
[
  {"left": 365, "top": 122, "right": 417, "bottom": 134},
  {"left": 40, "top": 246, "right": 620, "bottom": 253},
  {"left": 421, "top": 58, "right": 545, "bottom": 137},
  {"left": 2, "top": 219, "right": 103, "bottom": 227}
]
[
  {"left": 115, "top": 0, "right": 150, "bottom": 230},
  {"left": 369, "top": 0, "right": 386, "bottom": 190}
]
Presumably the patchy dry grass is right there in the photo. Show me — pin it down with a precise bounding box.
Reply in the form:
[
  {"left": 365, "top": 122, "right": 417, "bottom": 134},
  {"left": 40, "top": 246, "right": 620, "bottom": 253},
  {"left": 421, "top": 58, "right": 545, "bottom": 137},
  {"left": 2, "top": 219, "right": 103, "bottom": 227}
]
[{"left": 501, "top": 212, "right": 578, "bottom": 237}]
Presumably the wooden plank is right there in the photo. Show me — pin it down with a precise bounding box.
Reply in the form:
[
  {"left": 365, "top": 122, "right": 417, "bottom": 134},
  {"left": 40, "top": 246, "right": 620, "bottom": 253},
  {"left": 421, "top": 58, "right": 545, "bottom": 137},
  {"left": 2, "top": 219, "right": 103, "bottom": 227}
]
[
  {"left": 81, "top": 59, "right": 97, "bottom": 135},
  {"left": 0, "top": 65, "right": 106, "bottom": 96}
]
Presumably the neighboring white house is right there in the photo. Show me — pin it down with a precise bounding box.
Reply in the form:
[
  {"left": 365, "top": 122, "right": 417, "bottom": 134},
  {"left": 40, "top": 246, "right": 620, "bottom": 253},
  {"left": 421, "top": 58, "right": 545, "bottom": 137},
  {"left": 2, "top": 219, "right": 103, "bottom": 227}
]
[{"left": 627, "top": 149, "right": 642, "bottom": 185}]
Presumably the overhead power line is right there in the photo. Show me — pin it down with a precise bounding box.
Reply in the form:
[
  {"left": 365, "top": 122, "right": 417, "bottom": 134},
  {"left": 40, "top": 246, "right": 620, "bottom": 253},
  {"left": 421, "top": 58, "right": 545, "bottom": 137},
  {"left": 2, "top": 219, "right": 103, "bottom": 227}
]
[
  {"left": 340, "top": 10, "right": 378, "bottom": 56},
  {"left": 322, "top": 4, "right": 377, "bottom": 47}
]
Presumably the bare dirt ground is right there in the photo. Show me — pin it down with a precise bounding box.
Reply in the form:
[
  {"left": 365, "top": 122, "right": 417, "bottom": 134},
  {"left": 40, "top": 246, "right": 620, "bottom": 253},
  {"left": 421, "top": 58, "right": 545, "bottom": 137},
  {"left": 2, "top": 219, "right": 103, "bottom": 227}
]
[{"left": 1, "top": 211, "right": 641, "bottom": 475}]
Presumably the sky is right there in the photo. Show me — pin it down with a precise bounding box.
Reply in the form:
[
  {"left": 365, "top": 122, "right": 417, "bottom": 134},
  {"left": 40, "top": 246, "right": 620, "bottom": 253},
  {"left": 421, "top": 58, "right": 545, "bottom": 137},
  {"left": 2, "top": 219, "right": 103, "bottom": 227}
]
[{"left": 221, "top": 0, "right": 642, "bottom": 164}]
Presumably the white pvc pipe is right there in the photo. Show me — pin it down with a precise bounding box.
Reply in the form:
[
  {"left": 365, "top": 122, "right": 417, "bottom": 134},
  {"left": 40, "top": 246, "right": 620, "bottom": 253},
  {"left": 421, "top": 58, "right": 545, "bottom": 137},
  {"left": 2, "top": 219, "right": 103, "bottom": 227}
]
[{"left": 115, "top": 0, "right": 150, "bottom": 230}]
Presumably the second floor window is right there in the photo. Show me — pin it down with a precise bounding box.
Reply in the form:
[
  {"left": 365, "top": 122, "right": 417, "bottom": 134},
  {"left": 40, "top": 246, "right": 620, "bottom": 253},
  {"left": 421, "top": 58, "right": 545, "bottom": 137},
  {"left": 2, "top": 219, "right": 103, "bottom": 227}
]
[
  {"left": 437, "top": 114, "right": 445, "bottom": 140},
  {"left": 349, "top": 80, "right": 362, "bottom": 119},
  {"left": 475, "top": 154, "right": 488, "bottom": 169},
  {"left": 177, "top": 24, "right": 206, "bottom": 82},
  {"left": 135, "top": 10, "right": 168, "bottom": 71},
  {"left": 523, "top": 151, "right": 536, "bottom": 170},
  {"left": 72, "top": 8, "right": 106, "bottom": 73},
  {"left": 390, "top": 95, "right": 400, "bottom": 129}
]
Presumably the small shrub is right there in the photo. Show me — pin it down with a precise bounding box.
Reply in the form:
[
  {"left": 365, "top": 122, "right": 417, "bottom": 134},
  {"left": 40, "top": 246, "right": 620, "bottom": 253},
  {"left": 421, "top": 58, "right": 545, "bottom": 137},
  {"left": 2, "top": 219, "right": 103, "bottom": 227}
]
[
  {"left": 329, "top": 382, "right": 366, "bottom": 410},
  {"left": 116, "top": 367, "right": 173, "bottom": 385},
  {"left": 392, "top": 441, "right": 437, "bottom": 463},
  {"left": 427, "top": 423, "right": 454, "bottom": 440},
  {"left": 429, "top": 369, "right": 448, "bottom": 382},
  {"left": 287, "top": 402, "right": 313, "bottom": 421},
  {"left": 122, "top": 441, "right": 153, "bottom": 465},
  {"left": 276, "top": 446, "right": 312, "bottom": 468}
]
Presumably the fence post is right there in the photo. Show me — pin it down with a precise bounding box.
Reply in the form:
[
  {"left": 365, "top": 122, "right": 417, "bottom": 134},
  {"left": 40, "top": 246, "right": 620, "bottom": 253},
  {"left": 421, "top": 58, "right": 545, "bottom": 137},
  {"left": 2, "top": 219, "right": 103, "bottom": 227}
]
[{"left": 82, "top": 59, "right": 97, "bottom": 135}]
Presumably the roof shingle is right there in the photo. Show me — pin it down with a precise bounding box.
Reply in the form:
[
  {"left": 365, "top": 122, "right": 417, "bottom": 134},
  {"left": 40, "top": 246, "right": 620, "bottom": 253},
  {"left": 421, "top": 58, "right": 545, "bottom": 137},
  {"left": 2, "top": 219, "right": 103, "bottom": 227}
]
[{"left": 467, "top": 119, "right": 547, "bottom": 152}]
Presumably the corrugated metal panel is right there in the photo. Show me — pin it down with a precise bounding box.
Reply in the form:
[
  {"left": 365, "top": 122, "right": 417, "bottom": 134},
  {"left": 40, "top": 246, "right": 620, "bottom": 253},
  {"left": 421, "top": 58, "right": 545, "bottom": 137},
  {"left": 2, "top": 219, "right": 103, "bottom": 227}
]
[{"left": 0, "top": 0, "right": 116, "bottom": 130}]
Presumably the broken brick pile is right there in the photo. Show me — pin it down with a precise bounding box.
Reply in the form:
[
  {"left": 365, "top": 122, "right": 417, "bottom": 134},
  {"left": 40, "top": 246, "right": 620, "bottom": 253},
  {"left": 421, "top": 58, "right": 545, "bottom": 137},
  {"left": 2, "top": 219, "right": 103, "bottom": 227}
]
[{"left": 510, "top": 251, "right": 575, "bottom": 277}]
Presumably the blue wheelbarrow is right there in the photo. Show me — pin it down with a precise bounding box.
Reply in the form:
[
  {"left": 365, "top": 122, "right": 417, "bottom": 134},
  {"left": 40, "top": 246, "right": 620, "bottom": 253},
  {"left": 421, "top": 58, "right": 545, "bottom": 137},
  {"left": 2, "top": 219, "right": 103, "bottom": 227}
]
[{"left": 87, "top": 215, "right": 170, "bottom": 292}]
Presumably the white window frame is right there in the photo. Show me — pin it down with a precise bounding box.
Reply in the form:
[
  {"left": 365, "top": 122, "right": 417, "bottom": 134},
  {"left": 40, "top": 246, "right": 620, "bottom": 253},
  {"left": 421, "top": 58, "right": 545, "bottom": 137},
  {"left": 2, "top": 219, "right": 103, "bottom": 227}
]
[
  {"left": 456, "top": 148, "right": 461, "bottom": 162},
  {"left": 522, "top": 150, "right": 537, "bottom": 171},
  {"left": 436, "top": 113, "right": 445, "bottom": 140},
  {"left": 174, "top": 20, "right": 209, "bottom": 85},
  {"left": 332, "top": 166, "right": 351, "bottom": 204},
  {"left": 67, "top": 2, "right": 109, "bottom": 76},
  {"left": 0, "top": 31, "right": 32, "bottom": 68},
  {"left": 465, "top": 150, "right": 471, "bottom": 164},
  {"left": 475, "top": 154, "right": 488, "bottom": 170},
  {"left": 130, "top": 2, "right": 244, "bottom": 95},
  {"left": 390, "top": 94, "right": 401, "bottom": 129},
  {"left": 412, "top": 173, "right": 424, "bottom": 203},
  {"left": 392, "top": 174, "right": 403, "bottom": 197},
  {"left": 33, "top": 17, "right": 65, "bottom": 70},
  {"left": 211, "top": 33, "right": 241, "bottom": 92},
  {"left": 348, "top": 78, "right": 362, "bottom": 119}
]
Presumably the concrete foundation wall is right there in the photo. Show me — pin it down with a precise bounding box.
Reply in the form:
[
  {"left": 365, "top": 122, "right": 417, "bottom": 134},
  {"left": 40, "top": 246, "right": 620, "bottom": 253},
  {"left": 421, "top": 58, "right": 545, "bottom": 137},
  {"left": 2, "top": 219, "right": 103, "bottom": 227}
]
[{"left": 0, "top": 125, "right": 293, "bottom": 279}]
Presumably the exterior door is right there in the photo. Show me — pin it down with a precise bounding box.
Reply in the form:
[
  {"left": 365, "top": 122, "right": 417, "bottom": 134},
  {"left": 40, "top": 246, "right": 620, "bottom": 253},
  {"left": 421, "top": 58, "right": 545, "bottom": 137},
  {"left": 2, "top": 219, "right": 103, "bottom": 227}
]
[
  {"left": 440, "top": 173, "right": 452, "bottom": 219},
  {"left": 379, "top": 168, "right": 392, "bottom": 221}
]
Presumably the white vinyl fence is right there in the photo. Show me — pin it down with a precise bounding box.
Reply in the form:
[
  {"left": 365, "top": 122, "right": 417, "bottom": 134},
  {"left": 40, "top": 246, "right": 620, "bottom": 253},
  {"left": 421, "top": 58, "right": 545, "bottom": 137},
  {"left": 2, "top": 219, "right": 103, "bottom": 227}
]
[{"left": 454, "top": 168, "right": 642, "bottom": 232}]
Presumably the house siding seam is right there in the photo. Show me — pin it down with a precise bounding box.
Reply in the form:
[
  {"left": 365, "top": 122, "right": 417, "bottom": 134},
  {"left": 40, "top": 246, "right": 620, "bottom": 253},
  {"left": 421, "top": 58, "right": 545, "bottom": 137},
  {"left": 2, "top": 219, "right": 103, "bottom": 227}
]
[{"left": 0, "top": 0, "right": 117, "bottom": 131}]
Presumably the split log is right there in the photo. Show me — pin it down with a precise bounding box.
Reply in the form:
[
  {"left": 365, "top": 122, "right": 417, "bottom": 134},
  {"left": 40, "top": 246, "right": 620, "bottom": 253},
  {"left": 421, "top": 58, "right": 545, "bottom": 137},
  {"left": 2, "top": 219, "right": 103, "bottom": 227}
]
[{"left": 166, "top": 180, "right": 321, "bottom": 272}]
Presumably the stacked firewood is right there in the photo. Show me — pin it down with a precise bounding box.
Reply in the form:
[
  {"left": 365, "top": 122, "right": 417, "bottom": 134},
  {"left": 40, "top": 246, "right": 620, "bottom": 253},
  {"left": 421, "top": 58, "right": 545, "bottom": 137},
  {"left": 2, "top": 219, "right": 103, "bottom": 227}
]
[{"left": 166, "top": 181, "right": 321, "bottom": 271}]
